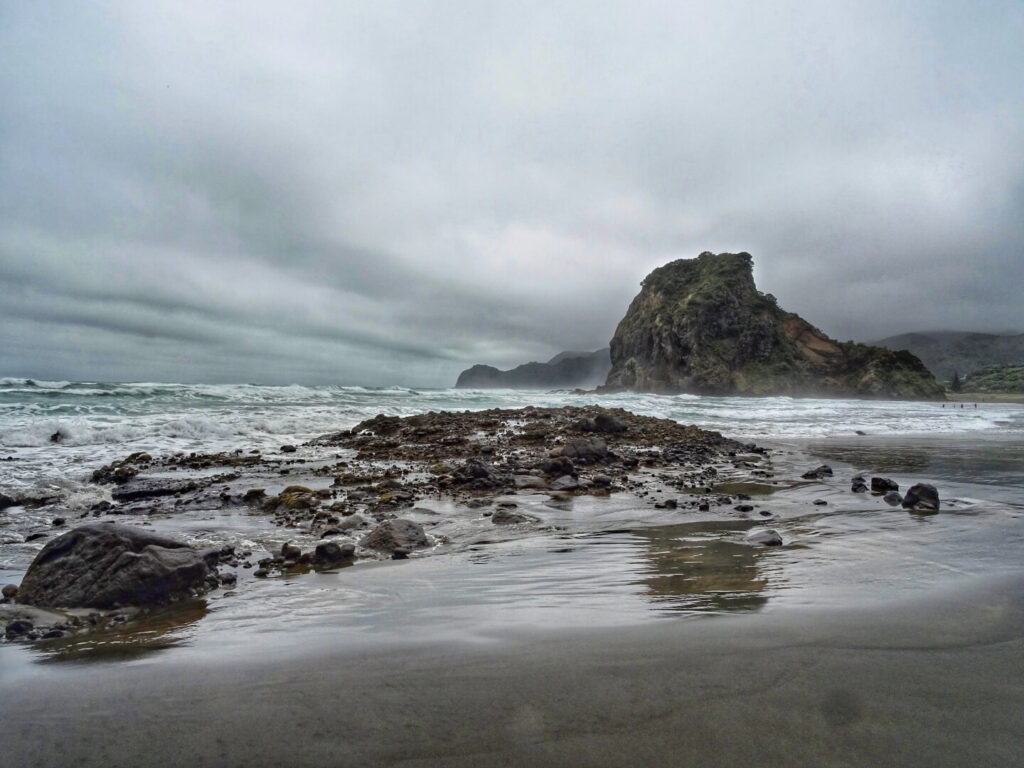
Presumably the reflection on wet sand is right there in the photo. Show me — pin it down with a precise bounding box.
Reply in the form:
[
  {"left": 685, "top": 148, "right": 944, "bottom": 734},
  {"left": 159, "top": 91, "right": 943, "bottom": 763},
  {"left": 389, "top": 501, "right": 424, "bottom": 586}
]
[
  {"left": 632, "top": 521, "right": 770, "bottom": 613},
  {"left": 31, "top": 600, "right": 209, "bottom": 664}
]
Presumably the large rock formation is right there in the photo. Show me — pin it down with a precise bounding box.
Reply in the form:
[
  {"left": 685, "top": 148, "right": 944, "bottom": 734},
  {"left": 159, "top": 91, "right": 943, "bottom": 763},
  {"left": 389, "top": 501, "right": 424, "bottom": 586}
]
[
  {"left": 456, "top": 348, "right": 610, "bottom": 389},
  {"left": 602, "top": 252, "right": 945, "bottom": 399}
]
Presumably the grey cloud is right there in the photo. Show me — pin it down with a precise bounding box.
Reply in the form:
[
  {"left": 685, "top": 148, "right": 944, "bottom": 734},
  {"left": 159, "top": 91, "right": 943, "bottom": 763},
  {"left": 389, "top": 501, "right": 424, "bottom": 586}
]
[{"left": 2, "top": 1, "right": 1022, "bottom": 385}]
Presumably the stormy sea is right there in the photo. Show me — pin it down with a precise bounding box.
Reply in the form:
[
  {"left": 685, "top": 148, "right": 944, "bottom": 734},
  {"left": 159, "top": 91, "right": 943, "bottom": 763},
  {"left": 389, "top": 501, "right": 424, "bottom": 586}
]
[{"left": 2, "top": 378, "right": 1023, "bottom": 767}]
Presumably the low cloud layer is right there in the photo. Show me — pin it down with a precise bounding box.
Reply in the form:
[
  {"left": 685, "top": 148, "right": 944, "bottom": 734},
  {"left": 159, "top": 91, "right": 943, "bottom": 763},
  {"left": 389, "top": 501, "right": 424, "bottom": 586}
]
[{"left": 2, "top": 1, "right": 1022, "bottom": 385}]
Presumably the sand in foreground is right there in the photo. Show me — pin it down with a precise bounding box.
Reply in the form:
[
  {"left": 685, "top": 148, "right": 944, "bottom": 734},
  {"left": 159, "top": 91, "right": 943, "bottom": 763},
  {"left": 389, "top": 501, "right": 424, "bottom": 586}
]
[{"left": 2, "top": 574, "right": 1023, "bottom": 768}]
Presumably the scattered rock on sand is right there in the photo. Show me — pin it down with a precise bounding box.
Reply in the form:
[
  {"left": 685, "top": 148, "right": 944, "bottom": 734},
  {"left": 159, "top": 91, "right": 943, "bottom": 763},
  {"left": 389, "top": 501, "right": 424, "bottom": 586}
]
[
  {"left": 902, "top": 483, "right": 940, "bottom": 513},
  {"left": 802, "top": 465, "right": 833, "bottom": 480},
  {"left": 745, "top": 529, "right": 783, "bottom": 547},
  {"left": 550, "top": 475, "right": 580, "bottom": 492},
  {"left": 560, "top": 438, "right": 609, "bottom": 463},
  {"left": 312, "top": 541, "right": 356, "bottom": 568},
  {"left": 851, "top": 476, "right": 868, "bottom": 493},
  {"left": 15, "top": 523, "right": 218, "bottom": 609},
  {"left": 491, "top": 508, "right": 535, "bottom": 525},
  {"left": 361, "top": 519, "right": 429, "bottom": 552},
  {"left": 871, "top": 477, "right": 899, "bottom": 492}
]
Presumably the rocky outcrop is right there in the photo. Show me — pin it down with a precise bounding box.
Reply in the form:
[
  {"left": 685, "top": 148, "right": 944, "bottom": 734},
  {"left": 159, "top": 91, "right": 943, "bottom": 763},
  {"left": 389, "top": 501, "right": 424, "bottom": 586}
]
[
  {"left": 15, "top": 523, "right": 218, "bottom": 609},
  {"left": 602, "top": 252, "right": 945, "bottom": 399},
  {"left": 456, "top": 348, "right": 610, "bottom": 389}
]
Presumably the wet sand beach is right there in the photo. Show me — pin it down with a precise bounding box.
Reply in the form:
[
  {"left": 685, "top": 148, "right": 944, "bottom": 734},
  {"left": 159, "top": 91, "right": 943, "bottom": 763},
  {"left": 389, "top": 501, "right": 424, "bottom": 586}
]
[{"left": 2, "top": 573, "right": 1023, "bottom": 767}]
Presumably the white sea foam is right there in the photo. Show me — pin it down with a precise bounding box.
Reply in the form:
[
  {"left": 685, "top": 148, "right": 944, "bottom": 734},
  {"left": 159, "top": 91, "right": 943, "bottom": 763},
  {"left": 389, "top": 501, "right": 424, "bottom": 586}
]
[{"left": 0, "top": 381, "right": 1021, "bottom": 497}]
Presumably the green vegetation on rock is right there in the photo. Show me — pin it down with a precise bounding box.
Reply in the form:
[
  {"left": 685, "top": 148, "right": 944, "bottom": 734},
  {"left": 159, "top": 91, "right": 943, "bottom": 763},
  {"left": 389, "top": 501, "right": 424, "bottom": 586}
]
[
  {"left": 602, "top": 251, "right": 945, "bottom": 400},
  {"left": 959, "top": 364, "right": 1024, "bottom": 393}
]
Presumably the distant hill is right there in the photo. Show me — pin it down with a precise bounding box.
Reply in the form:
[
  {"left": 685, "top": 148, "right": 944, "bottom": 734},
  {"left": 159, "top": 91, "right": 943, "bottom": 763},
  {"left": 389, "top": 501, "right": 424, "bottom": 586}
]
[
  {"left": 959, "top": 364, "right": 1024, "bottom": 394},
  {"left": 455, "top": 348, "right": 611, "bottom": 389},
  {"left": 872, "top": 331, "right": 1024, "bottom": 382}
]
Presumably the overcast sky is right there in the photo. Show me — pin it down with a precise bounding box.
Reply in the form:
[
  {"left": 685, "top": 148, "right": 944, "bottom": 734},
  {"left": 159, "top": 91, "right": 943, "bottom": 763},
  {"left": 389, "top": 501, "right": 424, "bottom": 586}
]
[{"left": 2, "top": 1, "right": 1022, "bottom": 386}]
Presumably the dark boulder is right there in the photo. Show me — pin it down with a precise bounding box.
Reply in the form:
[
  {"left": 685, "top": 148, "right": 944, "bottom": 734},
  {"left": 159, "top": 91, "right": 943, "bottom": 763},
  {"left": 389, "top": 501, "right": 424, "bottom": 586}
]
[
  {"left": 802, "top": 465, "right": 833, "bottom": 480},
  {"left": 550, "top": 475, "right": 580, "bottom": 492},
  {"left": 312, "top": 541, "right": 356, "bottom": 568},
  {"left": 870, "top": 477, "right": 899, "bottom": 493},
  {"left": 560, "top": 438, "right": 609, "bottom": 463},
  {"left": 902, "top": 483, "right": 940, "bottom": 512},
  {"left": 883, "top": 491, "right": 903, "bottom": 506},
  {"left": 745, "top": 529, "right": 783, "bottom": 547},
  {"left": 361, "top": 519, "right": 429, "bottom": 552},
  {"left": 491, "top": 508, "right": 535, "bottom": 525},
  {"left": 15, "top": 523, "right": 216, "bottom": 609},
  {"left": 851, "top": 476, "right": 868, "bottom": 493},
  {"left": 0, "top": 492, "right": 16, "bottom": 511}
]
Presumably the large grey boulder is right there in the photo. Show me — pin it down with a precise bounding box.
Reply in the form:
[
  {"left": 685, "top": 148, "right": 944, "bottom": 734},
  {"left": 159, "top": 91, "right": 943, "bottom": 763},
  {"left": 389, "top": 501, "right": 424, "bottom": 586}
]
[
  {"left": 902, "top": 483, "right": 940, "bottom": 512},
  {"left": 361, "top": 519, "right": 429, "bottom": 552},
  {"left": 16, "top": 523, "right": 216, "bottom": 609}
]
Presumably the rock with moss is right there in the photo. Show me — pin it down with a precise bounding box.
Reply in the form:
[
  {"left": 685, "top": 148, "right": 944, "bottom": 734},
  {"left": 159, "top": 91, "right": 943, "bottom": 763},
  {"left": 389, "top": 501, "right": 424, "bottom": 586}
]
[{"left": 602, "top": 252, "right": 945, "bottom": 399}]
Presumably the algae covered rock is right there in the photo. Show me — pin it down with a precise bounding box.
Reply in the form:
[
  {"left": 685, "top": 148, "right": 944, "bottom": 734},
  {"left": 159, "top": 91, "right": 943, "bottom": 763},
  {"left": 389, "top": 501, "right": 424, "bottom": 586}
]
[{"left": 602, "top": 251, "right": 945, "bottom": 399}]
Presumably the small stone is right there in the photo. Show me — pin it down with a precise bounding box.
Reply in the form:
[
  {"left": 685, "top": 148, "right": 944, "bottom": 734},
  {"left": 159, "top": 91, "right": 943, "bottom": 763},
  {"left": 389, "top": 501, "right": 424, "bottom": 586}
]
[
  {"left": 219, "top": 572, "right": 237, "bottom": 586},
  {"left": 851, "top": 476, "right": 868, "bottom": 493},
  {"left": 663, "top": 499, "right": 677, "bottom": 509},
  {"left": 391, "top": 547, "right": 410, "bottom": 560},
  {"left": 253, "top": 568, "right": 269, "bottom": 578},
  {"left": 745, "top": 529, "right": 783, "bottom": 547},
  {"left": 5, "top": 619, "right": 33, "bottom": 638},
  {"left": 870, "top": 477, "right": 899, "bottom": 493},
  {"left": 883, "top": 491, "right": 903, "bottom": 506},
  {"left": 280, "top": 445, "right": 297, "bottom": 453},
  {"left": 281, "top": 542, "right": 302, "bottom": 560},
  {"left": 813, "top": 499, "right": 828, "bottom": 506},
  {"left": 51, "top": 517, "right": 66, "bottom": 527},
  {"left": 24, "top": 532, "right": 48, "bottom": 542},
  {"left": 312, "top": 541, "right": 356, "bottom": 567},
  {"left": 802, "top": 465, "right": 833, "bottom": 480},
  {"left": 491, "top": 508, "right": 534, "bottom": 525},
  {"left": 41, "top": 629, "right": 65, "bottom": 639},
  {"left": 2, "top": 584, "right": 18, "bottom": 599},
  {"left": 734, "top": 504, "right": 754, "bottom": 513},
  {"left": 550, "top": 475, "right": 580, "bottom": 492}
]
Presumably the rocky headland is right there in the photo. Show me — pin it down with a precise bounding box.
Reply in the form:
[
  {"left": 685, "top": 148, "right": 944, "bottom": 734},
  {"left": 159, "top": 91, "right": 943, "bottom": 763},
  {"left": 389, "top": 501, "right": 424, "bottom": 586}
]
[
  {"left": 455, "top": 348, "right": 611, "bottom": 389},
  {"left": 602, "top": 252, "right": 945, "bottom": 398},
  {"left": 873, "top": 330, "right": 1024, "bottom": 383}
]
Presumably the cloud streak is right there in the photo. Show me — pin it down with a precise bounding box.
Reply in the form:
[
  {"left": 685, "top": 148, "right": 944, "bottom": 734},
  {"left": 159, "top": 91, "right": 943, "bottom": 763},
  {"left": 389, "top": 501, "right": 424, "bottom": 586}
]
[{"left": 2, "top": 1, "right": 1022, "bottom": 384}]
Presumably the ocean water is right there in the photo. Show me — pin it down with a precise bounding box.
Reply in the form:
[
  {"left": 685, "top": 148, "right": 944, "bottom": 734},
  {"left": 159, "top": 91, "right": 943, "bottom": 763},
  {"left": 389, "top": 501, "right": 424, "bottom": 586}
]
[
  {"left": 1, "top": 378, "right": 1024, "bottom": 659},
  {"left": 2, "top": 377, "right": 1020, "bottom": 497}
]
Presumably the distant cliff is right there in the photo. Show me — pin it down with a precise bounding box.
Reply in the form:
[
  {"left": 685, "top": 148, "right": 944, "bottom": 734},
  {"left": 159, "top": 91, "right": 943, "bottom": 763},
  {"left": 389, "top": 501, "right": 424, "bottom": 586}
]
[
  {"left": 872, "top": 331, "right": 1024, "bottom": 382},
  {"left": 602, "top": 251, "right": 945, "bottom": 399},
  {"left": 455, "top": 348, "right": 611, "bottom": 389}
]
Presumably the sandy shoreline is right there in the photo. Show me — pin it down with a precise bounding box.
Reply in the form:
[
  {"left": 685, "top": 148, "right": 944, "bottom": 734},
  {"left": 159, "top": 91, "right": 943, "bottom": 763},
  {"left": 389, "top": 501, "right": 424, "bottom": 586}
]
[{"left": 3, "top": 573, "right": 1023, "bottom": 767}]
